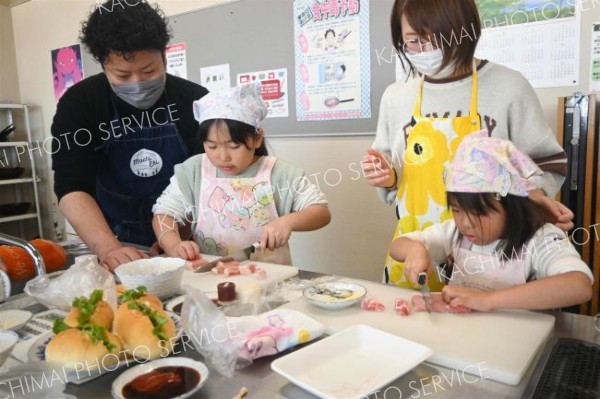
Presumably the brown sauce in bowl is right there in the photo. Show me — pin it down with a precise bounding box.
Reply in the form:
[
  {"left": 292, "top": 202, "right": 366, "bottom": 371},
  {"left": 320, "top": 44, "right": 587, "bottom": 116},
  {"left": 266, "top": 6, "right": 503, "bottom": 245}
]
[{"left": 123, "top": 366, "right": 200, "bottom": 399}]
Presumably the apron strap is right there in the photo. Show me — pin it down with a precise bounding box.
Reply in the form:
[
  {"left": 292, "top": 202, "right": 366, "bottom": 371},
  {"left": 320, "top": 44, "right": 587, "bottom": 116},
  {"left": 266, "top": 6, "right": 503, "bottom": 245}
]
[
  {"left": 201, "top": 153, "right": 217, "bottom": 179},
  {"left": 255, "top": 156, "right": 277, "bottom": 180},
  {"left": 469, "top": 59, "right": 478, "bottom": 118}
]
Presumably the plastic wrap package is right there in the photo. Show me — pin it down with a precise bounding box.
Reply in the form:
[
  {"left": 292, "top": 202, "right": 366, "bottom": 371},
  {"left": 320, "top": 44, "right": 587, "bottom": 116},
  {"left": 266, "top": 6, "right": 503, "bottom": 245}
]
[
  {"left": 181, "top": 285, "right": 251, "bottom": 377},
  {"left": 181, "top": 284, "right": 325, "bottom": 377},
  {"left": 24, "top": 256, "right": 117, "bottom": 311},
  {"left": 0, "top": 362, "right": 76, "bottom": 399}
]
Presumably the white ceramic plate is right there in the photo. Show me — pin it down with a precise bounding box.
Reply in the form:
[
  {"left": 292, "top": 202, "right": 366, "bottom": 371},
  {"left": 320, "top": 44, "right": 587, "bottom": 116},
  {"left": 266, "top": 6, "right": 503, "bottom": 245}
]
[
  {"left": 271, "top": 325, "right": 433, "bottom": 399},
  {"left": 27, "top": 311, "right": 182, "bottom": 384},
  {"left": 0, "top": 310, "right": 33, "bottom": 331},
  {"left": 111, "top": 357, "right": 209, "bottom": 399},
  {"left": 303, "top": 282, "right": 367, "bottom": 310}
]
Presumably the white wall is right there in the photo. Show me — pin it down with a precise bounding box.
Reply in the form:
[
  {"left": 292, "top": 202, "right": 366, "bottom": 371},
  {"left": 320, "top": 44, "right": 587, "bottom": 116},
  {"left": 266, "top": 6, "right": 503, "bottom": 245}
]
[
  {"left": 5, "top": 0, "right": 600, "bottom": 283},
  {"left": 0, "top": 4, "right": 19, "bottom": 101}
]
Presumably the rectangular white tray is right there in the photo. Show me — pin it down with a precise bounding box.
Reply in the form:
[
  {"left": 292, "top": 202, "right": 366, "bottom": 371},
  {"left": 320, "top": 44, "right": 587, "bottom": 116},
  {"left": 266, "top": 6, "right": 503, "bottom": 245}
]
[{"left": 271, "top": 324, "right": 433, "bottom": 399}]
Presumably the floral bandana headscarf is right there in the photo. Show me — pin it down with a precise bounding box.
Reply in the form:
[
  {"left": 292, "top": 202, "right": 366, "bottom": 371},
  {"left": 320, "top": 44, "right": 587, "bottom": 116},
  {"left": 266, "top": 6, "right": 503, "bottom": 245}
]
[
  {"left": 193, "top": 81, "right": 267, "bottom": 129},
  {"left": 445, "top": 130, "right": 545, "bottom": 197}
]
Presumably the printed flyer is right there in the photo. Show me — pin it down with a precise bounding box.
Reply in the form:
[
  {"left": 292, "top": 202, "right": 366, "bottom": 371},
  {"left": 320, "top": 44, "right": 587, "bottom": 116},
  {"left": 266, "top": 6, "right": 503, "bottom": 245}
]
[
  {"left": 294, "top": 0, "right": 371, "bottom": 121},
  {"left": 237, "top": 68, "right": 289, "bottom": 118}
]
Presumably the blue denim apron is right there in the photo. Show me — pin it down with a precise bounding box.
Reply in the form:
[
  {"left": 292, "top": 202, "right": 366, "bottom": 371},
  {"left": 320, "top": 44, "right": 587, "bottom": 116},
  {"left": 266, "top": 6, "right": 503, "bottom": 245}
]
[{"left": 95, "top": 93, "right": 189, "bottom": 246}]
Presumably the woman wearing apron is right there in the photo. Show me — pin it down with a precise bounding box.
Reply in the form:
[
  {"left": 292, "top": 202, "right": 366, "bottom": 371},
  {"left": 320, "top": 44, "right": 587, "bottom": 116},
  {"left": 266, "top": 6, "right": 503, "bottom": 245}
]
[{"left": 363, "top": 0, "right": 572, "bottom": 290}]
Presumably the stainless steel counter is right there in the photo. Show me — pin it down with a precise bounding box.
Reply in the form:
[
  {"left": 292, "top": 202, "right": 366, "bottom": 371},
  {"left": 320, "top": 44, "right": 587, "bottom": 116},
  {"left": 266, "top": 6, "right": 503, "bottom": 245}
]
[{"left": 3, "top": 257, "right": 599, "bottom": 399}]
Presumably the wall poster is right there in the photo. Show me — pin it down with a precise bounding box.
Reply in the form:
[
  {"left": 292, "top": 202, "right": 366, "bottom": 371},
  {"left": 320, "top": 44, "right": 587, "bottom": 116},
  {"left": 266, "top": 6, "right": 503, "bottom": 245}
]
[{"left": 294, "top": 0, "right": 371, "bottom": 121}]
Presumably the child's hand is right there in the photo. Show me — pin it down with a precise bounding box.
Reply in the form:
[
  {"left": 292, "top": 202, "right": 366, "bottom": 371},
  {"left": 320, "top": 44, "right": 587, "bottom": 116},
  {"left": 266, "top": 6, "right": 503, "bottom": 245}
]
[
  {"left": 260, "top": 219, "right": 292, "bottom": 251},
  {"left": 362, "top": 148, "right": 396, "bottom": 188},
  {"left": 401, "top": 241, "right": 433, "bottom": 285},
  {"left": 166, "top": 240, "right": 201, "bottom": 261},
  {"left": 442, "top": 285, "right": 492, "bottom": 312}
]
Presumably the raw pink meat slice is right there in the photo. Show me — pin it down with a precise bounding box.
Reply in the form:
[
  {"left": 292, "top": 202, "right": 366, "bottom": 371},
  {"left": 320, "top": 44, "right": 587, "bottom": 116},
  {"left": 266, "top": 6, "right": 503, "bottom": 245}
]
[
  {"left": 361, "top": 297, "right": 385, "bottom": 311},
  {"left": 394, "top": 298, "right": 411, "bottom": 316},
  {"left": 411, "top": 293, "right": 471, "bottom": 314}
]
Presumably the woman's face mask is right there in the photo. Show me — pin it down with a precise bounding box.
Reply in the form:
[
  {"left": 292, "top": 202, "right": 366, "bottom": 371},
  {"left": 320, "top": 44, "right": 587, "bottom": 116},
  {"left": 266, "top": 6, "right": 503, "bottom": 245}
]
[
  {"left": 111, "top": 77, "right": 165, "bottom": 110},
  {"left": 405, "top": 48, "right": 454, "bottom": 78}
]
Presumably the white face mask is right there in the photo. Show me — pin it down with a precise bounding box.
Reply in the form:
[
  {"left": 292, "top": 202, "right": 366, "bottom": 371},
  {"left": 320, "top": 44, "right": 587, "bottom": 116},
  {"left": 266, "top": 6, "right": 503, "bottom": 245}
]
[{"left": 405, "top": 48, "right": 454, "bottom": 78}]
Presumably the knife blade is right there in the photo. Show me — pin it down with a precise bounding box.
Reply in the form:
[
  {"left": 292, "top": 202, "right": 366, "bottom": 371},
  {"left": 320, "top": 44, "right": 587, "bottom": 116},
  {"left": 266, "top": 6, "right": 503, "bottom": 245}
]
[
  {"left": 418, "top": 272, "right": 432, "bottom": 313},
  {"left": 193, "top": 242, "right": 260, "bottom": 273}
]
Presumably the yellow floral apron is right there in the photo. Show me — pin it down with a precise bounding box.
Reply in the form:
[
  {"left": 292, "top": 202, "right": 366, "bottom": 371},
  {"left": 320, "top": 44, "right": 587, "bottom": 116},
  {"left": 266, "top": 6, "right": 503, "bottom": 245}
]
[{"left": 385, "top": 65, "right": 482, "bottom": 290}]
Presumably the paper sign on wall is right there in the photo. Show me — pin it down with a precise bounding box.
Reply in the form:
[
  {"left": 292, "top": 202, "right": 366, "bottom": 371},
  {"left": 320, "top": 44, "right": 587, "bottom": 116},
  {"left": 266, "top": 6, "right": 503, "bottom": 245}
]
[
  {"left": 237, "top": 68, "right": 289, "bottom": 118},
  {"left": 591, "top": 23, "right": 600, "bottom": 92},
  {"left": 166, "top": 42, "right": 187, "bottom": 79},
  {"left": 293, "top": 0, "right": 371, "bottom": 121},
  {"left": 200, "top": 64, "right": 231, "bottom": 92},
  {"left": 475, "top": 0, "right": 580, "bottom": 88},
  {"left": 51, "top": 44, "right": 84, "bottom": 104}
]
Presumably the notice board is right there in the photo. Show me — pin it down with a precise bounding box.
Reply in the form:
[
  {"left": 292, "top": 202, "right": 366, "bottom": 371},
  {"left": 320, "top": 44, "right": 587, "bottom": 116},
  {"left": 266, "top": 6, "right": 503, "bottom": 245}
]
[{"left": 169, "top": 0, "right": 396, "bottom": 136}]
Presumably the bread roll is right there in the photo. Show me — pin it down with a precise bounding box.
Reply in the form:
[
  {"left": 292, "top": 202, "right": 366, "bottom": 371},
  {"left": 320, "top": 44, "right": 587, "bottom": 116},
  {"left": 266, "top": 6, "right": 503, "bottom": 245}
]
[
  {"left": 64, "top": 301, "right": 113, "bottom": 330},
  {"left": 45, "top": 328, "right": 123, "bottom": 370},
  {"left": 113, "top": 301, "right": 176, "bottom": 360},
  {"left": 137, "top": 294, "right": 163, "bottom": 312}
]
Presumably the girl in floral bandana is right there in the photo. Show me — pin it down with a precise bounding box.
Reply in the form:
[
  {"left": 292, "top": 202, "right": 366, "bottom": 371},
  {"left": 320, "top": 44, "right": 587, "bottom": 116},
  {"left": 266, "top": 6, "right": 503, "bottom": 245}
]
[
  {"left": 152, "top": 82, "right": 331, "bottom": 265},
  {"left": 389, "top": 133, "right": 593, "bottom": 311}
]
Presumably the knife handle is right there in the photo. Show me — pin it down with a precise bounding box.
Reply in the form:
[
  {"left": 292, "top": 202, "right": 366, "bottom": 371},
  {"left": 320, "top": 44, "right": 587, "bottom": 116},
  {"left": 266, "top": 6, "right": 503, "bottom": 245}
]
[{"left": 417, "top": 272, "right": 427, "bottom": 286}]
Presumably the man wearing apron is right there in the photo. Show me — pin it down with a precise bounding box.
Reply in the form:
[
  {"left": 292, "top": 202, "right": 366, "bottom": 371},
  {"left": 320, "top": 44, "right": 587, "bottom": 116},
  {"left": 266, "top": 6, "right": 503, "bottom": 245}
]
[{"left": 51, "top": 1, "right": 208, "bottom": 271}]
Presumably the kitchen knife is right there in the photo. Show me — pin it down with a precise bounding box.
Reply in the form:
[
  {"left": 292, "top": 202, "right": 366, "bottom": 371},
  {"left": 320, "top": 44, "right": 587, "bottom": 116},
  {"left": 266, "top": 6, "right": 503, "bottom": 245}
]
[
  {"left": 418, "top": 272, "right": 432, "bottom": 313},
  {"left": 193, "top": 242, "right": 260, "bottom": 273}
]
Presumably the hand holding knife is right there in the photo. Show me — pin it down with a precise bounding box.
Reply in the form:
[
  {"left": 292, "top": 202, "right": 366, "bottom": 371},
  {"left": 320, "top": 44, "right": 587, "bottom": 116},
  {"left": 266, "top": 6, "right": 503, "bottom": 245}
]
[
  {"left": 193, "top": 242, "right": 260, "bottom": 273},
  {"left": 418, "top": 272, "right": 432, "bottom": 313}
]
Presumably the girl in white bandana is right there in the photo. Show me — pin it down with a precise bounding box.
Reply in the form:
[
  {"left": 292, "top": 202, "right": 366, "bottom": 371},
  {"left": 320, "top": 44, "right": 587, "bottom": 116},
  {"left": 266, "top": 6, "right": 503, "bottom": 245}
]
[
  {"left": 152, "top": 83, "right": 331, "bottom": 265},
  {"left": 390, "top": 133, "right": 593, "bottom": 311}
]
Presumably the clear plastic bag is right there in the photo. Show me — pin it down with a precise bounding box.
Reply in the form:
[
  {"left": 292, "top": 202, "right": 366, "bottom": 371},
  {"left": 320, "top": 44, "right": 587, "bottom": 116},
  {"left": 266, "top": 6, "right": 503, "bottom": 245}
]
[
  {"left": 24, "top": 257, "right": 117, "bottom": 311},
  {"left": 181, "top": 284, "right": 325, "bottom": 377},
  {"left": 0, "top": 362, "right": 77, "bottom": 399},
  {"left": 180, "top": 285, "right": 251, "bottom": 377}
]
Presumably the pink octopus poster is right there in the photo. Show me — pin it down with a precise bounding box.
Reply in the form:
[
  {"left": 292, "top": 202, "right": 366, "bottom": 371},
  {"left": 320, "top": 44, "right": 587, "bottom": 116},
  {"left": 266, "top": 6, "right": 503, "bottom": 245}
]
[{"left": 51, "top": 44, "right": 84, "bottom": 103}]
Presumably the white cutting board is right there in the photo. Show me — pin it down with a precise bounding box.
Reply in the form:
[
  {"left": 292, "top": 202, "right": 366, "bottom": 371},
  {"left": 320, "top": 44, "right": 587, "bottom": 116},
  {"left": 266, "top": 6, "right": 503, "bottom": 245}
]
[
  {"left": 281, "top": 278, "right": 554, "bottom": 386},
  {"left": 181, "top": 256, "right": 298, "bottom": 295}
]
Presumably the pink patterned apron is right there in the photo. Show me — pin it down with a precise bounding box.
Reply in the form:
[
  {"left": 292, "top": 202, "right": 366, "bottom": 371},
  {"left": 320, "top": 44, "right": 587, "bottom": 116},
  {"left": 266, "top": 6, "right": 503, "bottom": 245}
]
[
  {"left": 193, "top": 154, "right": 292, "bottom": 265},
  {"left": 450, "top": 237, "right": 526, "bottom": 290}
]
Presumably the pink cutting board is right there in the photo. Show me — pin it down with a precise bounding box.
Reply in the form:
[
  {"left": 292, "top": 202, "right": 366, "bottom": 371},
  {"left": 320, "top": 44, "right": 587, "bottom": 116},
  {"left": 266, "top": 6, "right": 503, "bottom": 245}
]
[
  {"left": 280, "top": 278, "right": 554, "bottom": 386},
  {"left": 181, "top": 257, "right": 298, "bottom": 295}
]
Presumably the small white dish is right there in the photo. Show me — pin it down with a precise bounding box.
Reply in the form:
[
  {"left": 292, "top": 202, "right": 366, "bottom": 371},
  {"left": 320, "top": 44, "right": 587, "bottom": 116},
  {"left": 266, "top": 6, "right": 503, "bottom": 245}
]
[
  {"left": 303, "top": 282, "right": 367, "bottom": 310},
  {"left": 0, "top": 329, "right": 19, "bottom": 367},
  {"left": 111, "top": 357, "right": 209, "bottom": 399},
  {"left": 272, "top": 325, "right": 433, "bottom": 399},
  {"left": 115, "top": 257, "right": 186, "bottom": 299},
  {"left": 0, "top": 309, "right": 32, "bottom": 331}
]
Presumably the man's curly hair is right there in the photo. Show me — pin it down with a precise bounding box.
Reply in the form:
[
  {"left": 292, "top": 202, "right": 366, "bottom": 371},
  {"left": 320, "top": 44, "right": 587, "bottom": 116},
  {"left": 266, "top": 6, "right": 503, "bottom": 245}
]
[{"left": 80, "top": 1, "right": 172, "bottom": 65}]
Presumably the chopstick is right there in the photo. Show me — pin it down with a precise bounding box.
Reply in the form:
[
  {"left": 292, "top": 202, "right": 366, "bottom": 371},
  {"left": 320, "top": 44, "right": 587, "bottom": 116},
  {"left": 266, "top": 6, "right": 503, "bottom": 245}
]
[{"left": 232, "top": 387, "right": 248, "bottom": 399}]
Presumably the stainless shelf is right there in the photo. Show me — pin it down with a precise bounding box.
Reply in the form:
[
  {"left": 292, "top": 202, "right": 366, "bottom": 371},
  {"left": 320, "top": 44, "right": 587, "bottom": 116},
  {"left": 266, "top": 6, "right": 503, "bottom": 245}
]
[
  {"left": 0, "top": 104, "right": 43, "bottom": 238},
  {"left": 0, "top": 177, "right": 39, "bottom": 185},
  {"left": 0, "top": 212, "right": 38, "bottom": 223},
  {"left": 0, "top": 141, "right": 28, "bottom": 147}
]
